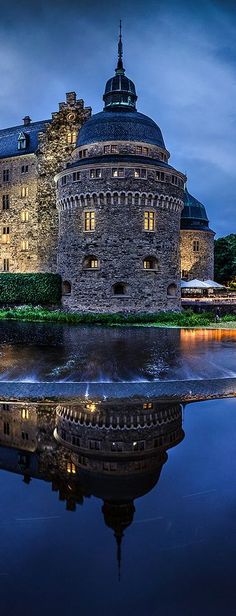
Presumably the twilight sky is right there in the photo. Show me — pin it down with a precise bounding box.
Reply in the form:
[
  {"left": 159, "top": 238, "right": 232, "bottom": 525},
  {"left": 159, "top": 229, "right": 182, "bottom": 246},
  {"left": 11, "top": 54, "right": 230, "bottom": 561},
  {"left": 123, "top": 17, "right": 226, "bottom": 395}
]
[{"left": 0, "top": 0, "right": 235, "bottom": 237}]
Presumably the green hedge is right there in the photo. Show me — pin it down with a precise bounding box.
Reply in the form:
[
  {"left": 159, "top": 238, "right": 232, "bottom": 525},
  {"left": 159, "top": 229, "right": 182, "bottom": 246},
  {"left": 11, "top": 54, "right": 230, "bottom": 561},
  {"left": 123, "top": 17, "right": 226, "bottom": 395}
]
[{"left": 0, "top": 273, "right": 61, "bottom": 305}]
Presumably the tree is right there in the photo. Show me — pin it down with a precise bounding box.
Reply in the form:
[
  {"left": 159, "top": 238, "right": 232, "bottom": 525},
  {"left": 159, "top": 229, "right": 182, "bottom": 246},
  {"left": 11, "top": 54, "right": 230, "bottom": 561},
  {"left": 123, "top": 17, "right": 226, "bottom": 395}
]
[{"left": 214, "top": 234, "right": 236, "bottom": 285}]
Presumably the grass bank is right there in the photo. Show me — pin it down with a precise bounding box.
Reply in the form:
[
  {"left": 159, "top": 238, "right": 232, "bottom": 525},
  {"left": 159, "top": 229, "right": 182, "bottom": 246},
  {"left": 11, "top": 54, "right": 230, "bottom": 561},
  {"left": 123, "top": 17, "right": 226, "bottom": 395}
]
[{"left": 0, "top": 306, "right": 236, "bottom": 328}]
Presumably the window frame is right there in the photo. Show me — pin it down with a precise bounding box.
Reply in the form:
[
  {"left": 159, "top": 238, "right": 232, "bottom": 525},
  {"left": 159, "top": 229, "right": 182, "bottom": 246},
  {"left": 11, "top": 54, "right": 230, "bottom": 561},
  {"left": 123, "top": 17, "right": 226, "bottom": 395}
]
[
  {"left": 84, "top": 210, "right": 95, "bottom": 232},
  {"left": 144, "top": 210, "right": 155, "bottom": 232}
]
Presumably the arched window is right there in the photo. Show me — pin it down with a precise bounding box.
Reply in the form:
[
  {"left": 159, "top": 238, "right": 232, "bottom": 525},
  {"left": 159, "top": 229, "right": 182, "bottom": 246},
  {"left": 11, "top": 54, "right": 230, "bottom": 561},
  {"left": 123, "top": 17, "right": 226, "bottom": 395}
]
[
  {"left": 167, "top": 283, "right": 177, "bottom": 297},
  {"left": 113, "top": 283, "right": 126, "bottom": 295},
  {"left": 83, "top": 256, "right": 99, "bottom": 269},
  {"left": 62, "top": 280, "right": 71, "bottom": 295},
  {"left": 17, "top": 132, "right": 27, "bottom": 150},
  {"left": 143, "top": 256, "right": 158, "bottom": 270}
]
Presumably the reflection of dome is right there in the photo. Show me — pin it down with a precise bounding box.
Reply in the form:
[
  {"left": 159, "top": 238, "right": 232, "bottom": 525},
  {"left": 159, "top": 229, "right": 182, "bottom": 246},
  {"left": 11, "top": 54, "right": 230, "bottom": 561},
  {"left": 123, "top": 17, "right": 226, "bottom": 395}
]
[
  {"left": 77, "top": 111, "right": 165, "bottom": 148},
  {"left": 181, "top": 188, "right": 210, "bottom": 231}
]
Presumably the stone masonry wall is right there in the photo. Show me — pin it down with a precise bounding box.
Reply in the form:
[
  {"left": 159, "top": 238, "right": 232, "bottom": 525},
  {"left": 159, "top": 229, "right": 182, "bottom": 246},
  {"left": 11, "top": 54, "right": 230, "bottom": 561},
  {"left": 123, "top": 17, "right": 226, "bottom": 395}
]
[{"left": 180, "top": 229, "right": 215, "bottom": 280}]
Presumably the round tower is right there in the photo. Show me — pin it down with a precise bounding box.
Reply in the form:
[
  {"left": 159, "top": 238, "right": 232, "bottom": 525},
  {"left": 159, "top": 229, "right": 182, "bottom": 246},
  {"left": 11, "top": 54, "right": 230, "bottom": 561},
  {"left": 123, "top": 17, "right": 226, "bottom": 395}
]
[
  {"left": 180, "top": 188, "right": 215, "bottom": 281},
  {"left": 56, "top": 28, "right": 186, "bottom": 312}
]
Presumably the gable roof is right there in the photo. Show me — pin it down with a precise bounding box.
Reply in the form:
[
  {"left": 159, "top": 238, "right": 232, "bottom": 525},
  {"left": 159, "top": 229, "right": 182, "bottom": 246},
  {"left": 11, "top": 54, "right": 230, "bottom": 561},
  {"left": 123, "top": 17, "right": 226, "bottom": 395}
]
[{"left": 0, "top": 119, "right": 51, "bottom": 159}]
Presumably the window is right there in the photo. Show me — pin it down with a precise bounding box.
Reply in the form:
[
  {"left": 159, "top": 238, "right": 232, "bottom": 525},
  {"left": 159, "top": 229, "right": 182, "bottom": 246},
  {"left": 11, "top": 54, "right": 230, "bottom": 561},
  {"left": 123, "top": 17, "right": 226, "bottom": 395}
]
[
  {"left": 83, "top": 256, "right": 99, "bottom": 269},
  {"left": 132, "top": 441, "right": 145, "bottom": 451},
  {"left": 2, "top": 227, "right": 10, "bottom": 243},
  {"left": 113, "top": 282, "right": 126, "bottom": 295},
  {"left": 17, "top": 132, "right": 27, "bottom": 150},
  {"left": 3, "top": 258, "right": 9, "bottom": 272},
  {"left": 144, "top": 211, "right": 155, "bottom": 231},
  {"left": 143, "top": 256, "right": 158, "bottom": 270},
  {"left": 21, "top": 210, "right": 29, "bottom": 222},
  {"left": 21, "top": 408, "right": 29, "bottom": 420},
  {"left": 143, "top": 147, "right": 149, "bottom": 155},
  {"left": 79, "top": 149, "right": 88, "bottom": 158},
  {"left": 2, "top": 404, "right": 9, "bottom": 411},
  {"left": 66, "top": 462, "right": 76, "bottom": 474},
  {"left": 3, "top": 422, "right": 10, "bottom": 435},
  {"left": 104, "top": 145, "right": 118, "bottom": 154},
  {"left": 112, "top": 168, "right": 124, "bottom": 178},
  {"left": 2, "top": 195, "right": 9, "bottom": 210},
  {"left": 143, "top": 402, "right": 153, "bottom": 409},
  {"left": 20, "top": 186, "right": 28, "bottom": 198},
  {"left": 21, "top": 165, "right": 28, "bottom": 174},
  {"left": 61, "top": 176, "right": 67, "bottom": 186},
  {"left": 89, "top": 440, "right": 100, "bottom": 450},
  {"left": 111, "top": 442, "right": 123, "bottom": 451},
  {"left": 156, "top": 171, "right": 165, "bottom": 181},
  {"left": 72, "top": 435, "right": 80, "bottom": 447},
  {"left": 90, "top": 169, "right": 101, "bottom": 179},
  {"left": 21, "top": 240, "right": 29, "bottom": 251},
  {"left": 134, "top": 168, "right": 147, "bottom": 178},
  {"left": 67, "top": 131, "right": 77, "bottom": 145},
  {"left": 111, "top": 145, "right": 118, "bottom": 153},
  {"left": 73, "top": 171, "right": 81, "bottom": 182},
  {"left": 193, "top": 240, "right": 200, "bottom": 252},
  {"left": 182, "top": 270, "right": 188, "bottom": 279},
  {"left": 3, "top": 169, "right": 9, "bottom": 182},
  {"left": 136, "top": 146, "right": 142, "bottom": 154},
  {"left": 167, "top": 283, "right": 177, "bottom": 297},
  {"left": 62, "top": 280, "right": 71, "bottom": 295},
  {"left": 21, "top": 431, "right": 29, "bottom": 440},
  {"left": 104, "top": 145, "right": 110, "bottom": 154},
  {"left": 84, "top": 211, "right": 95, "bottom": 231},
  {"left": 171, "top": 175, "right": 178, "bottom": 185}
]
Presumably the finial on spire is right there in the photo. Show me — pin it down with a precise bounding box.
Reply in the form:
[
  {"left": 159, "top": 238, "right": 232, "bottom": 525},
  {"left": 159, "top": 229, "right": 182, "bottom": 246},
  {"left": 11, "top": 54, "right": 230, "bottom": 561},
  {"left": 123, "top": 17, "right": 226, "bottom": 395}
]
[{"left": 116, "top": 20, "right": 125, "bottom": 74}]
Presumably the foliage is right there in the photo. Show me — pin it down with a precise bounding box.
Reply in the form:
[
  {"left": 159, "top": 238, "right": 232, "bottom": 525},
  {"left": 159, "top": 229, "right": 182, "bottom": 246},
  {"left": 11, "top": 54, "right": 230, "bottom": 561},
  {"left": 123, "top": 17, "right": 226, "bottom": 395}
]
[
  {"left": 0, "top": 273, "right": 61, "bottom": 305},
  {"left": 0, "top": 306, "right": 223, "bottom": 327},
  {"left": 214, "top": 234, "right": 236, "bottom": 285}
]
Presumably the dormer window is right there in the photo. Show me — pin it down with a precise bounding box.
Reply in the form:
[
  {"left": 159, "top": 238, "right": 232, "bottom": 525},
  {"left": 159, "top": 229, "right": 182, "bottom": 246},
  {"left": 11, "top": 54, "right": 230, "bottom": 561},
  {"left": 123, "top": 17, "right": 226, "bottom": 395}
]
[{"left": 17, "top": 132, "right": 27, "bottom": 150}]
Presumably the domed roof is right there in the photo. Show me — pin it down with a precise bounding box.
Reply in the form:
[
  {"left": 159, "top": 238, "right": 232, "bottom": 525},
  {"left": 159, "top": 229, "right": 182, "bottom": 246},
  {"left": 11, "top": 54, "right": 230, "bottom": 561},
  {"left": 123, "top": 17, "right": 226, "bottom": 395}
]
[
  {"left": 181, "top": 188, "right": 210, "bottom": 231},
  {"left": 77, "top": 110, "right": 165, "bottom": 147}
]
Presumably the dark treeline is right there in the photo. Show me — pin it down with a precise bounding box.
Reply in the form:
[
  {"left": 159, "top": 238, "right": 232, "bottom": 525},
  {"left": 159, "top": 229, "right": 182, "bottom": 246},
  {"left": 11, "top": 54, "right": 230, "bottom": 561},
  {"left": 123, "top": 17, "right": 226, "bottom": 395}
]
[{"left": 214, "top": 234, "right": 236, "bottom": 286}]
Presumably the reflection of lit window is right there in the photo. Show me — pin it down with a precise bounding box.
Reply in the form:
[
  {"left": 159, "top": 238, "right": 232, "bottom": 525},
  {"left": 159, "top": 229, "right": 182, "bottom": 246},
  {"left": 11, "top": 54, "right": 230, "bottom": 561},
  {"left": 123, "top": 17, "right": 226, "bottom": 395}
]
[
  {"left": 111, "top": 442, "right": 122, "bottom": 451},
  {"left": 143, "top": 402, "right": 153, "bottom": 409},
  {"left": 89, "top": 440, "right": 100, "bottom": 450},
  {"left": 85, "top": 402, "right": 96, "bottom": 412},
  {"left": 67, "top": 462, "right": 76, "bottom": 474},
  {"left": 21, "top": 431, "right": 28, "bottom": 440},
  {"left": 132, "top": 441, "right": 145, "bottom": 451},
  {"left": 21, "top": 408, "right": 29, "bottom": 419}
]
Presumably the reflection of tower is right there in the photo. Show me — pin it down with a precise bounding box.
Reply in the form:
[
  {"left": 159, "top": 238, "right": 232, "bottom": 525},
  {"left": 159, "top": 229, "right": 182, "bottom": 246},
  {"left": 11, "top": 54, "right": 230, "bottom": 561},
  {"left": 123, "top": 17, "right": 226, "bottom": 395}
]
[{"left": 102, "top": 500, "right": 135, "bottom": 580}]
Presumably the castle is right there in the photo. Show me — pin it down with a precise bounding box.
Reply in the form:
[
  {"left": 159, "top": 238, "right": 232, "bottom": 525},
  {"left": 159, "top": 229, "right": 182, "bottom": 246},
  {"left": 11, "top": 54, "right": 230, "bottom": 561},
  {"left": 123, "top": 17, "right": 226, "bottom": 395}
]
[{"left": 0, "top": 28, "right": 215, "bottom": 312}]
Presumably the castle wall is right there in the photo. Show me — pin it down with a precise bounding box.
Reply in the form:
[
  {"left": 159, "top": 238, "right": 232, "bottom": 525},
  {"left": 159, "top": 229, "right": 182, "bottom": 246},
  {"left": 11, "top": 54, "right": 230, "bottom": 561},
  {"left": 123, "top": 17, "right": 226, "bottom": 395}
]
[{"left": 180, "top": 229, "right": 215, "bottom": 280}]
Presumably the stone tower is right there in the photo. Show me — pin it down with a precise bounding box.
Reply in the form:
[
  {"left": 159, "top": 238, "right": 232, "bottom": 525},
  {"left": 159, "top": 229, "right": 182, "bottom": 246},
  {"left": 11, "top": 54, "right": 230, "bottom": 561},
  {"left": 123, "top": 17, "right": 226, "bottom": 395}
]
[
  {"left": 56, "top": 27, "right": 186, "bottom": 313},
  {"left": 180, "top": 188, "right": 215, "bottom": 280}
]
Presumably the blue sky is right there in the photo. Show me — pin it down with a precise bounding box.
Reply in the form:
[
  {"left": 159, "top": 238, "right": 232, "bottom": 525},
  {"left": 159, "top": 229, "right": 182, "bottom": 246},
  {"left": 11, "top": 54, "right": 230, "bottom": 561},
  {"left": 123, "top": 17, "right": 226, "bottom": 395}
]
[{"left": 0, "top": 0, "right": 235, "bottom": 236}]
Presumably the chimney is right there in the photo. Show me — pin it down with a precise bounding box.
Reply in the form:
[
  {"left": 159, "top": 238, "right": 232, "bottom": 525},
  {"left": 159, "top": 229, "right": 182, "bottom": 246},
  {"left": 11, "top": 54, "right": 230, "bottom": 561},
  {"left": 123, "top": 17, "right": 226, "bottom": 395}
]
[{"left": 23, "top": 116, "right": 31, "bottom": 126}]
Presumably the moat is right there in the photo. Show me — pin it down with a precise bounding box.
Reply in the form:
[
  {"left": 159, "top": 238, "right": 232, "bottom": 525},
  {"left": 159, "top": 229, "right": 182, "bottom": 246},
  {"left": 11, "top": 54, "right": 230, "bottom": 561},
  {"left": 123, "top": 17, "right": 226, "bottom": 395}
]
[{"left": 0, "top": 323, "right": 235, "bottom": 615}]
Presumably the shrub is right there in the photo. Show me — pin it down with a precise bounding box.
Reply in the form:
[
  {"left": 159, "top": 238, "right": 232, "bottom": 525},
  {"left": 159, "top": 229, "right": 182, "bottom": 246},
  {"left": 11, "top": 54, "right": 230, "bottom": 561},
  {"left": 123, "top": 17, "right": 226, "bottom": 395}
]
[{"left": 0, "top": 273, "right": 61, "bottom": 305}]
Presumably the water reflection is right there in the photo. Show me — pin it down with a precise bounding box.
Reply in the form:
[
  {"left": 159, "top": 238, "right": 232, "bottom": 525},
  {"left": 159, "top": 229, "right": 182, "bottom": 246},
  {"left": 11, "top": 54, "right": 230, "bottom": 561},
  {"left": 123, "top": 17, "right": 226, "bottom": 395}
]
[
  {"left": 0, "top": 322, "right": 235, "bottom": 381},
  {"left": 0, "top": 398, "right": 184, "bottom": 575}
]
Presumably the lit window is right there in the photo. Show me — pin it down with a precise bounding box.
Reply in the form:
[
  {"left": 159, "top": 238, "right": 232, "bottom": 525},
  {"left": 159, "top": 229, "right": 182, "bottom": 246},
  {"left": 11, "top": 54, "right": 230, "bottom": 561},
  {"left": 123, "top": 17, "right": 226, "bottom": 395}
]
[
  {"left": 2, "top": 227, "right": 10, "bottom": 243},
  {"left": 193, "top": 240, "right": 199, "bottom": 252},
  {"left": 21, "top": 240, "right": 29, "bottom": 251},
  {"left": 84, "top": 256, "right": 99, "bottom": 269},
  {"left": 2, "top": 195, "right": 9, "bottom": 210},
  {"left": 3, "top": 258, "right": 9, "bottom": 272},
  {"left": 21, "top": 210, "right": 29, "bottom": 222},
  {"left": 3, "top": 169, "right": 9, "bottom": 182},
  {"left": 72, "top": 171, "right": 81, "bottom": 181},
  {"left": 144, "top": 211, "right": 155, "bottom": 231},
  {"left": 136, "top": 146, "right": 142, "bottom": 154},
  {"left": 134, "top": 168, "right": 147, "bottom": 178},
  {"left": 84, "top": 211, "right": 95, "bottom": 231},
  {"left": 61, "top": 176, "right": 67, "bottom": 186},
  {"left": 90, "top": 169, "right": 102, "bottom": 179},
  {"left": 67, "top": 462, "right": 76, "bottom": 474},
  {"left": 143, "top": 402, "right": 153, "bottom": 409},
  {"left": 21, "top": 165, "right": 28, "bottom": 174},
  {"left": 17, "top": 132, "right": 27, "bottom": 150},
  {"left": 143, "top": 147, "right": 149, "bottom": 155},
  {"left": 3, "top": 422, "right": 10, "bottom": 435},
  {"left": 67, "top": 131, "right": 77, "bottom": 145},
  {"left": 143, "top": 257, "right": 157, "bottom": 270},
  {"left": 156, "top": 171, "right": 165, "bottom": 181},
  {"left": 20, "top": 186, "right": 29, "bottom": 198},
  {"left": 21, "top": 408, "right": 29, "bottom": 420},
  {"left": 112, "top": 168, "right": 124, "bottom": 178}
]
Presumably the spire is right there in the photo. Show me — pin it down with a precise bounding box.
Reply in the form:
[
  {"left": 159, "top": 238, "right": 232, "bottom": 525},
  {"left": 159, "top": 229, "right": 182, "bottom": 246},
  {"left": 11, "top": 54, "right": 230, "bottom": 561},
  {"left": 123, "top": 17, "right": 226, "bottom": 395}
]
[{"left": 116, "top": 20, "right": 125, "bottom": 75}]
